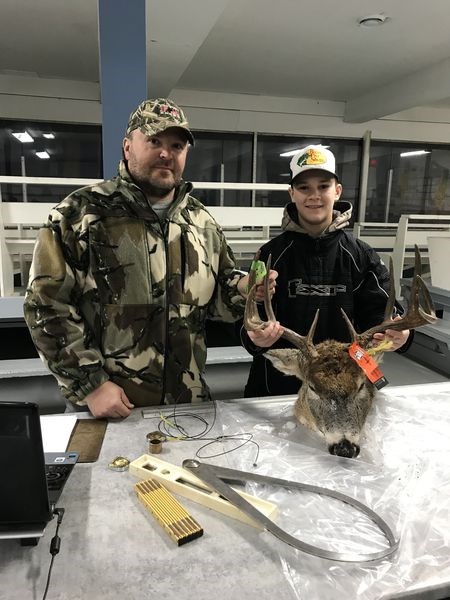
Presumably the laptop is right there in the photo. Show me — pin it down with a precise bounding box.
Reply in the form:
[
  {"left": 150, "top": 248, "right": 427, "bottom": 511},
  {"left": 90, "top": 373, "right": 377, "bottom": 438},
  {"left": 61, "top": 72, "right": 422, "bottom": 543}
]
[{"left": 0, "top": 401, "right": 78, "bottom": 539}]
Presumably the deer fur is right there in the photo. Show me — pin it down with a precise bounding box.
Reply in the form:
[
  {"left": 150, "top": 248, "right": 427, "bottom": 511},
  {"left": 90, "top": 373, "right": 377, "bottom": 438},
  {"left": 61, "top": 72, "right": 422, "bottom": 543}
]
[{"left": 266, "top": 341, "right": 379, "bottom": 458}]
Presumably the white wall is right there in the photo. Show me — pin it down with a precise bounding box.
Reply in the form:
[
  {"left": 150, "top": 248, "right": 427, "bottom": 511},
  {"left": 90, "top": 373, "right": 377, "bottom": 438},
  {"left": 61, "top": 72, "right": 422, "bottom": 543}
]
[{"left": 2, "top": 74, "right": 450, "bottom": 143}]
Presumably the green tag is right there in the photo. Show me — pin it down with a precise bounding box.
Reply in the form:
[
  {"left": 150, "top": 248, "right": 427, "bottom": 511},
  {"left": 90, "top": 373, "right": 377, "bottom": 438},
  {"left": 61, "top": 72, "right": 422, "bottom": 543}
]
[{"left": 250, "top": 260, "right": 267, "bottom": 284}]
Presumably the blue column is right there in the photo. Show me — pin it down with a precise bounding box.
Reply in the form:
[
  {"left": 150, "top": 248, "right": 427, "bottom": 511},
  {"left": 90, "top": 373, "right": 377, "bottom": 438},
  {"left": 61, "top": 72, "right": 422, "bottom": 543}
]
[{"left": 98, "top": 0, "right": 147, "bottom": 178}]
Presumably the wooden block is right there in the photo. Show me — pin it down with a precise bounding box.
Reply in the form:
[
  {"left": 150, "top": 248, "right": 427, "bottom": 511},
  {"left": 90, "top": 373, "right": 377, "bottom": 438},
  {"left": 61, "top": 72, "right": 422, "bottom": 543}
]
[
  {"left": 130, "top": 455, "right": 277, "bottom": 529},
  {"left": 135, "top": 478, "right": 203, "bottom": 546}
]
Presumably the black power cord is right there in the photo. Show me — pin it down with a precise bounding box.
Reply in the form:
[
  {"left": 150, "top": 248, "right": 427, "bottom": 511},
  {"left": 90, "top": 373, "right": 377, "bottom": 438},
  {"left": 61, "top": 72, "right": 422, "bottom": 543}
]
[{"left": 41, "top": 507, "right": 65, "bottom": 600}]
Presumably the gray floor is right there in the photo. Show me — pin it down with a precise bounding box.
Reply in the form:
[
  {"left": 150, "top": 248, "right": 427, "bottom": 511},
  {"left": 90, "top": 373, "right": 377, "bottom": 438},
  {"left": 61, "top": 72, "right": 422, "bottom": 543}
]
[{"left": 205, "top": 351, "right": 449, "bottom": 401}]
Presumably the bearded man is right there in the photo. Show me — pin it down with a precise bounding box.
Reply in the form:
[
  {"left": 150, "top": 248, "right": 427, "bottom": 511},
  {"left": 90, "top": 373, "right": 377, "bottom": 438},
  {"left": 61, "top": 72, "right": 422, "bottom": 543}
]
[{"left": 24, "top": 98, "right": 274, "bottom": 417}]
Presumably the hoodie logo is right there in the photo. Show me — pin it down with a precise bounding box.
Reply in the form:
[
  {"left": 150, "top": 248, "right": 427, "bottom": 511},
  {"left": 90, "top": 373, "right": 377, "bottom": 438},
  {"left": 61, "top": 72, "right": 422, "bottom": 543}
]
[{"left": 288, "top": 279, "right": 347, "bottom": 297}]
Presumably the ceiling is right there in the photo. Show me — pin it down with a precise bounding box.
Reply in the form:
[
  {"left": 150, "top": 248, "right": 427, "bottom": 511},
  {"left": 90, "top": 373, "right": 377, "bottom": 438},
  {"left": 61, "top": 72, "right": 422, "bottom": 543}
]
[{"left": 2, "top": 0, "right": 450, "bottom": 122}]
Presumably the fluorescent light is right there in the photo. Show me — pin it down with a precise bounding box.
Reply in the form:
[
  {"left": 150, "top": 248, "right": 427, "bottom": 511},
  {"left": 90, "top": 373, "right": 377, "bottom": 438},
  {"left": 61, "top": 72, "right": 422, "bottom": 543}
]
[
  {"left": 43, "top": 133, "right": 55, "bottom": 139},
  {"left": 36, "top": 151, "right": 50, "bottom": 159},
  {"left": 400, "top": 150, "right": 430, "bottom": 157},
  {"left": 11, "top": 131, "right": 34, "bottom": 143},
  {"left": 280, "top": 149, "right": 303, "bottom": 157}
]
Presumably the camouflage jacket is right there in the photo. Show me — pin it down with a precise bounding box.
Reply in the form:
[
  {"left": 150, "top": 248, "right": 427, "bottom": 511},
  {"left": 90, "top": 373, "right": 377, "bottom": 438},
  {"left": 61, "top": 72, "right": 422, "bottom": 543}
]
[{"left": 24, "top": 161, "right": 245, "bottom": 407}]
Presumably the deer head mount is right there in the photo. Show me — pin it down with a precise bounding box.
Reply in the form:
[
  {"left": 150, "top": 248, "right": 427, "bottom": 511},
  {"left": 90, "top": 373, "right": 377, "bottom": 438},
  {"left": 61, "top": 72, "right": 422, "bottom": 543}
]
[{"left": 244, "top": 247, "right": 437, "bottom": 458}]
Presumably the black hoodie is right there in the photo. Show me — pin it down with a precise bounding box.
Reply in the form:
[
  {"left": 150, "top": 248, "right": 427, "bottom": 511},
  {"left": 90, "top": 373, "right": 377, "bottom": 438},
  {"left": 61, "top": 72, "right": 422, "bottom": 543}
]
[{"left": 241, "top": 201, "right": 410, "bottom": 398}]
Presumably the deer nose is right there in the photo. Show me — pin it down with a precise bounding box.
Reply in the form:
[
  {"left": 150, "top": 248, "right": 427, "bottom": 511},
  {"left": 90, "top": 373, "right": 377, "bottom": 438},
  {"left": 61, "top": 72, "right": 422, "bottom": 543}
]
[{"left": 328, "top": 440, "right": 360, "bottom": 458}]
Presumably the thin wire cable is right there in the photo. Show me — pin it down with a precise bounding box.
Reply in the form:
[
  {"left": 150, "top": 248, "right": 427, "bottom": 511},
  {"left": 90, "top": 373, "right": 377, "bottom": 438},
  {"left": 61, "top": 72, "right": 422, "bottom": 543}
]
[
  {"left": 41, "top": 508, "right": 64, "bottom": 600},
  {"left": 41, "top": 555, "right": 56, "bottom": 600},
  {"left": 149, "top": 386, "right": 260, "bottom": 465}
]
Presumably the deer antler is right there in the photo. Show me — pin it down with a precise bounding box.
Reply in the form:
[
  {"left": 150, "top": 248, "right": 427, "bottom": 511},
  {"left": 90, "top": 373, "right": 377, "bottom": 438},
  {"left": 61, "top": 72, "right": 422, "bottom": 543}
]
[
  {"left": 341, "top": 245, "right": 437, "bottom": 346},
  {"left": 243, "top": 252, "right": 319, "bottom": 356}
]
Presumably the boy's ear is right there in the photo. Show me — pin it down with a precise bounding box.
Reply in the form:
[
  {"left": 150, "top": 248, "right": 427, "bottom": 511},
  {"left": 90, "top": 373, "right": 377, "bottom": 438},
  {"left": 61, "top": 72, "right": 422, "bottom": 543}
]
[{"left": 335, "top": 182, "right": 343, "bottom": 200}]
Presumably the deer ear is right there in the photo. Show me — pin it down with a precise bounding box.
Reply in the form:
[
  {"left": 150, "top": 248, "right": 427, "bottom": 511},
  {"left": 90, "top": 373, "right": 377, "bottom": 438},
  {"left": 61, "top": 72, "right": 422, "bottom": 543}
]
[{"left": 266, "top": 349, "right": 304, "bottom": 379}]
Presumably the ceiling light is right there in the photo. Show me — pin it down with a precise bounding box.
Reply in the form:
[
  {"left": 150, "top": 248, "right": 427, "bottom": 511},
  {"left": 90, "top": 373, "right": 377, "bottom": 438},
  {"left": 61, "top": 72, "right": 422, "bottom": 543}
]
[
  {"left": 11, "top": 131, "right": 34, "bottom": 143},
  {"left": 43, "top": 133, "right": 55, "bottom": 139},
  {"left": 400, "top": 150, "right": 430, "bottom": 158},
  {"left": 358, "top": 14, "right": 389, "bottom": 27},
  {"left": 36, "top": 151, "right": 50, "bottom": 159}
]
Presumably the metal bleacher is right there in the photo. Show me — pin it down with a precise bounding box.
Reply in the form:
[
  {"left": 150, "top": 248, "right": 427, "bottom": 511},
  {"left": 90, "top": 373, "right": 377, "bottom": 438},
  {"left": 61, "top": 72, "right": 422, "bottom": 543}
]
[{"left": 353, "top": 214, "right": 450, "bottom": 297}]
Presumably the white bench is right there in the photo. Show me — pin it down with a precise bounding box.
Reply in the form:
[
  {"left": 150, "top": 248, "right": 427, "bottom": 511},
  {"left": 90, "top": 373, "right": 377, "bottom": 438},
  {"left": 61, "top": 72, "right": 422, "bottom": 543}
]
[
  {"left": 0, "top": 202, "right": 55, "bottom": 296},
  {"left": 353, "top": 215, "right": 450, "bottom": 297}
]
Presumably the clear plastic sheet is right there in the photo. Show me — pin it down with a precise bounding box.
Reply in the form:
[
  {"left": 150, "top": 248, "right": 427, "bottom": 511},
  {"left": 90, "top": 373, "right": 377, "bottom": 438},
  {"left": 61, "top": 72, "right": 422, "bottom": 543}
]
[{"left": 211, "top": 382, "right": 450, "bottom": 599}]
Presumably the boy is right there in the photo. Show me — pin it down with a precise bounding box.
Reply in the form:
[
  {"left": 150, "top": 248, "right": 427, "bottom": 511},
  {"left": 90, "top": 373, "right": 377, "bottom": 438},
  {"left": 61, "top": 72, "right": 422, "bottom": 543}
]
[{"left": 241, "top": 144, "right": 411, "bottom": 397}]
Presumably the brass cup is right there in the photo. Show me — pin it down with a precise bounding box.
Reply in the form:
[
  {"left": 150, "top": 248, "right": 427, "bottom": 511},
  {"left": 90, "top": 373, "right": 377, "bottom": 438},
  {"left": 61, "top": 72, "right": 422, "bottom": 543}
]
[{"left": 146, "top": 431, "right": 166, "bottom": 454}]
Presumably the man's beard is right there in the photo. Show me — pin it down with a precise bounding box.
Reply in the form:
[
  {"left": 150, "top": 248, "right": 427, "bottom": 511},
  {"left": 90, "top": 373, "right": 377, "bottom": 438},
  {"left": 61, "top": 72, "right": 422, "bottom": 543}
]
[{"left": 132, "top": 171, "right": 182, "bottom": 199}]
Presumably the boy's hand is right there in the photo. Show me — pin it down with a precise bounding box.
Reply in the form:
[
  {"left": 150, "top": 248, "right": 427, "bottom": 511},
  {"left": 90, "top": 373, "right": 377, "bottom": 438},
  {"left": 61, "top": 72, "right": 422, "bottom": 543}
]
[
  {"left": 248, "top": 320, "right": 284, "bottom": 347},
  {"left": 372, "top": 316, "right": 410, "bottom": 351},
  {"left": 237, "top": 270, "right": 278, "bottom": 299}
]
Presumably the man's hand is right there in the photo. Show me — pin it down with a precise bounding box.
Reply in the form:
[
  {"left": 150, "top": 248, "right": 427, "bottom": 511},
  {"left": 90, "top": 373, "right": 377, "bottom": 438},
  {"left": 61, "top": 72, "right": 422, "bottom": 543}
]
[
  {"left": 237, "top": 269, "right": 278, "bottom": 301},
  {"left": 85, "top": 381, "right": 134, "bottom": 418},
  {"left": 372, "top": 316, "right": 410, "bottom": 352},
  {"left": 248, "top": 321, "right": 284, "bottom": 348}
]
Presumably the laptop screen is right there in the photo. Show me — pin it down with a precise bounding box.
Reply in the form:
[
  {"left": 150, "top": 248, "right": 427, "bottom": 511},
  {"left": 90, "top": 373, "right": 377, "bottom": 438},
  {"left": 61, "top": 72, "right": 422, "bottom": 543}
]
[{"left": 0, "top": 402, "right": 52, "bottom": 530}]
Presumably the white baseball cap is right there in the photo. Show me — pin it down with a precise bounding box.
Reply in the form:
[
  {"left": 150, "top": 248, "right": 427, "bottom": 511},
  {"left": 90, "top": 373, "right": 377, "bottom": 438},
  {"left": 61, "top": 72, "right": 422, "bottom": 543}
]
[{"left": 289, "top": 144, "right": 338, "bottom": 184}]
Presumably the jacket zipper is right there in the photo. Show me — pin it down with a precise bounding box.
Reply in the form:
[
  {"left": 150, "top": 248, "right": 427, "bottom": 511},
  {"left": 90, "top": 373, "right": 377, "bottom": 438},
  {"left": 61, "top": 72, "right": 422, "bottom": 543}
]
[
  {"left": 144, "top": 202, "right": 168, "bottom": 406},
  {"left": 160, "top": 220, "right": 170, "bottom": 405},
  {"left": 180, "top": 229, "right": 187, "bottom": 293}
]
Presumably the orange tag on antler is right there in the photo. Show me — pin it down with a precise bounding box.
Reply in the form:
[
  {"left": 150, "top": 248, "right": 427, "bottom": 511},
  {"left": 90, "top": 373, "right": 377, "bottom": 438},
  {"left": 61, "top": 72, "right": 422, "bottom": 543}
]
[{"left": 348, "top": 343, "right": 388, "bottom": 390}]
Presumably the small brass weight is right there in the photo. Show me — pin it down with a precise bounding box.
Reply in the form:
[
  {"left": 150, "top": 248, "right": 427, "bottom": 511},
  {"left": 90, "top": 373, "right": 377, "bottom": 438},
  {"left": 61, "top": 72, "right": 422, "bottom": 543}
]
[{"left": 146, "top": 431, "right": 166, "bottom": 454}]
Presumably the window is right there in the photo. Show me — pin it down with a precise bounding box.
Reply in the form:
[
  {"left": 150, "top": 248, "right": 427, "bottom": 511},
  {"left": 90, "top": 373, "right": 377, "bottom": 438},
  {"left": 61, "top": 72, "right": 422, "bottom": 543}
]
[
  {"left": 367, "top": 142, "right": 450, "bottom": 222},
  {"left": 183, "top": 132, "right": 253, "bottom": 206},
  {"left": 255, "top": 135, "right": 362, "bottom": 214},
  {"left": 0, "top": 120, "right": 102, "bottom": 203}
]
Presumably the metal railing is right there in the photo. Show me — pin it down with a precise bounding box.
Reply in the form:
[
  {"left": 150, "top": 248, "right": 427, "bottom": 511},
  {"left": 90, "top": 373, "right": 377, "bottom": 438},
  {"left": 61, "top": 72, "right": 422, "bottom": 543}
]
[{"left": 0, "top": 175, "right": 288, "bottom": 192}]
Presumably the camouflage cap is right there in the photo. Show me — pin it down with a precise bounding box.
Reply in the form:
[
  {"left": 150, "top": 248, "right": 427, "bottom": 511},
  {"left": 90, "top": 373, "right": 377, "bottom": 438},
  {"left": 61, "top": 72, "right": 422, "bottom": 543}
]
[{"left": 126, "top": 98, "right": 194, "bottom": 145}]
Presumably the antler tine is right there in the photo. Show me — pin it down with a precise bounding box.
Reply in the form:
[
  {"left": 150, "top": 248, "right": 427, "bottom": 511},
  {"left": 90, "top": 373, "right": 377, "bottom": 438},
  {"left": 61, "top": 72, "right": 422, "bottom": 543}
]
[
  {"left": 243, "top": 252, "right": 318, "bottom": 356},
  {"left": 383, "top": 256, "right": 396, "bottom": 322},
  {"left": 341, "top": 257, "right": 397, "bottom": 343},
  {"left": 414, "top": 244, "right": 422, "bottom": 277},
  {"left": 280, "top": 311, "right": 319, "bottom": 356},
  {"left": 357, "top": 246, "right": 437, "bottom": 345},
  {"left": 263, "top": 254, "right": 276, "bottom": 322},
  {"left": 410, "top": 247, "right": 437, "bottom": 320},
  {"left": 243, "top": 251, "right": 265, "bottom": 332},
  {"left": 340, "top": 308, "right": 358, "bottom": 342}
]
